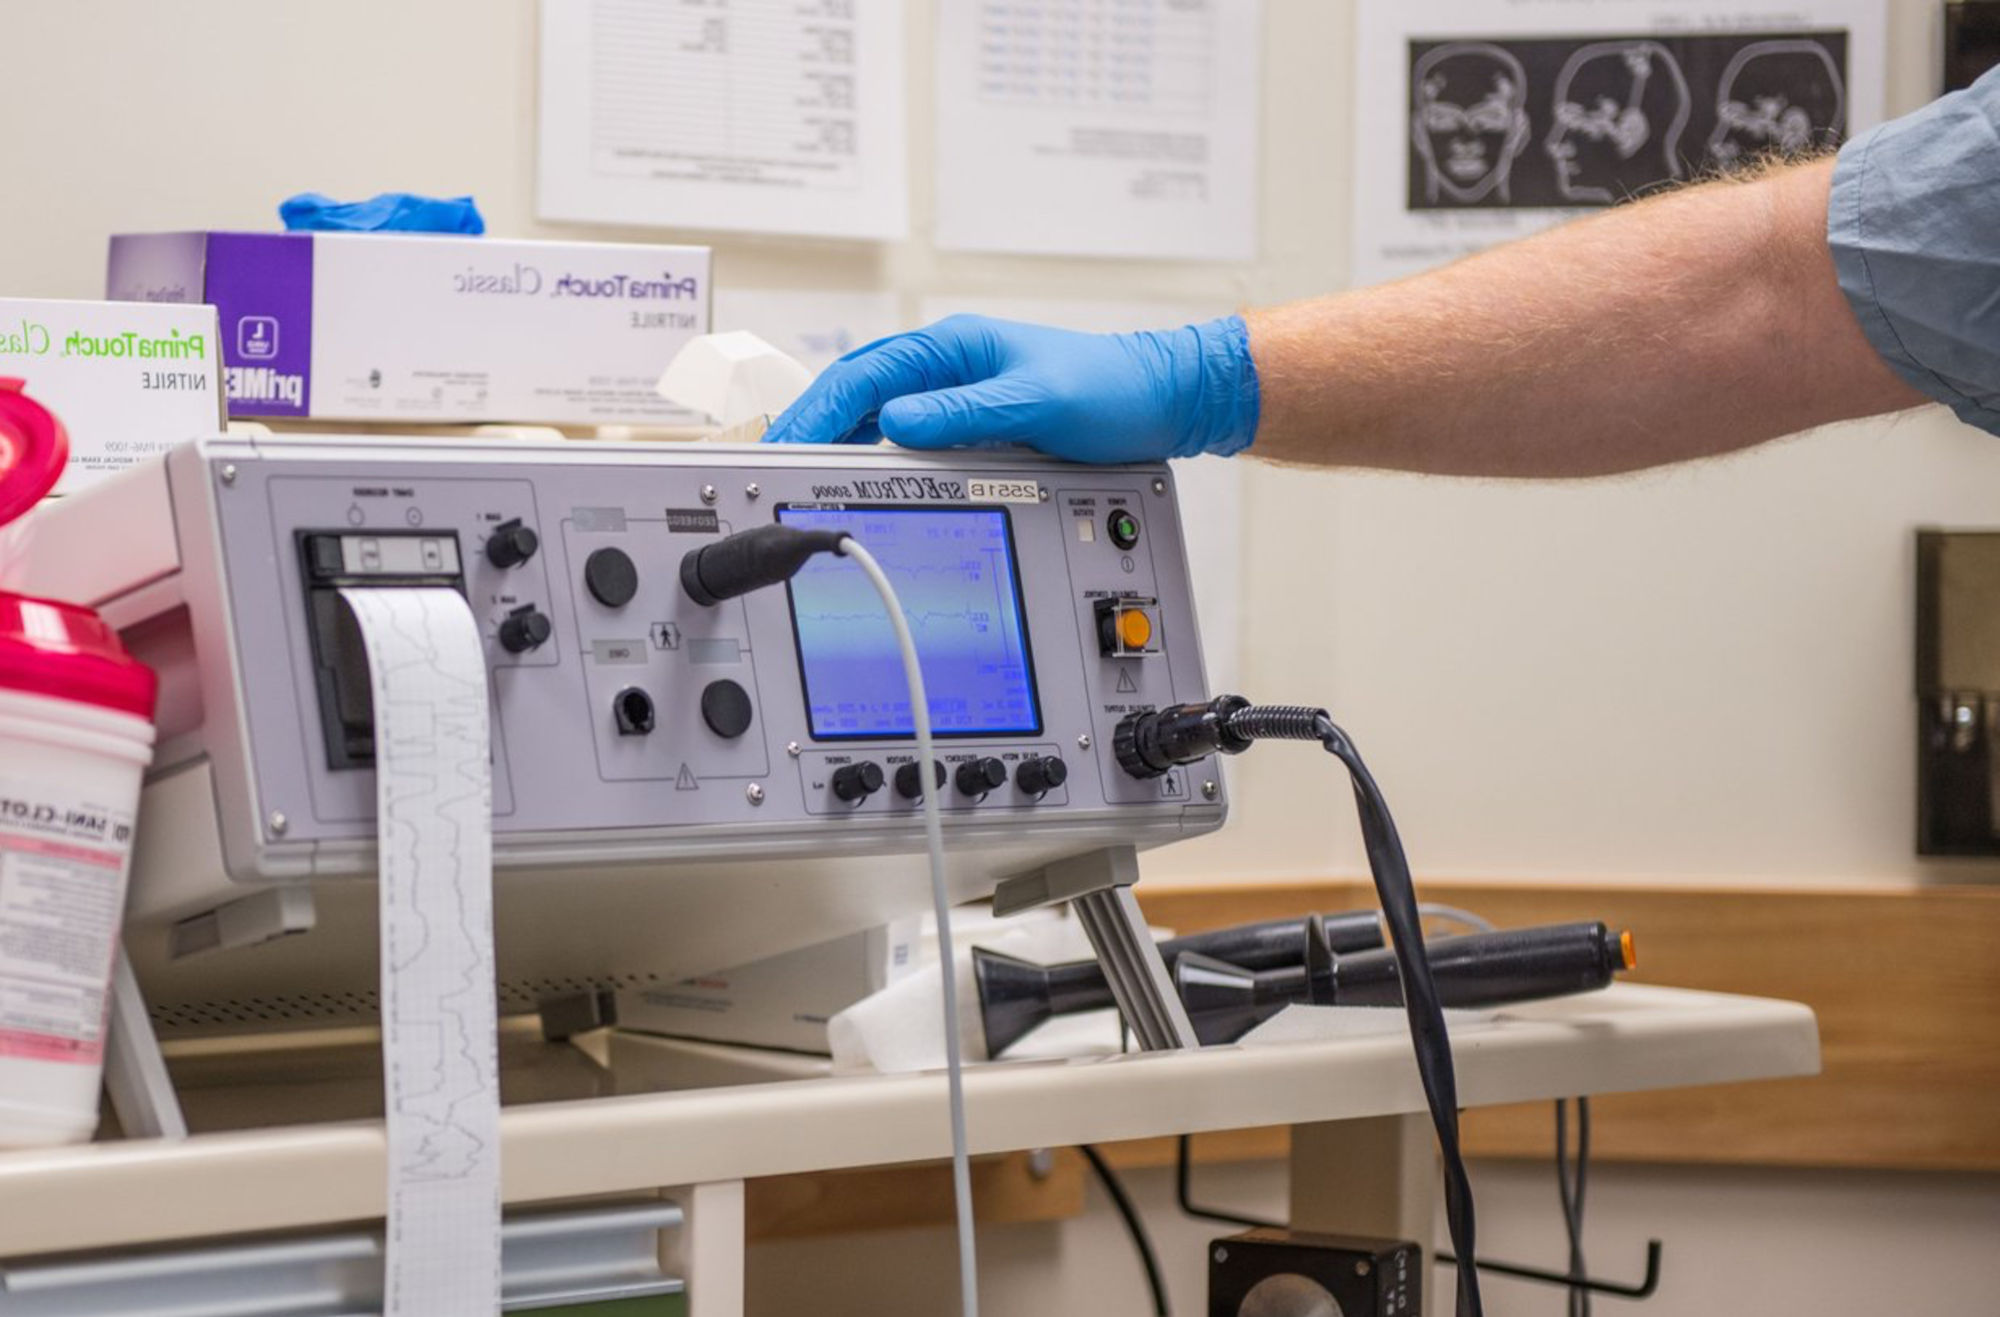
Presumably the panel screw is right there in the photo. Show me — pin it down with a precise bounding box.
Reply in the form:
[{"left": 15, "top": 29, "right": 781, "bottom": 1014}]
[
  {"left": 220, "top": 464, "right": 238, "bottom": 487},
  {"left": 745, "top": 482, "right": 761, "bottom": 500},
  {"left": 1038, "top": 487, "right": 1050, "bottom": 502},
  {"left": 268, "top": 810, "right": 288, "bottom": 836},
  {"left": 746, "top": 783, "right": 766, "bottom": 805},
  {"left": 1202, "top": 779, "right": 1218, "bottom": 800},
  {"left": 1077, "top": 734, "right": 1092, "bottom": 751},
  {"left": 787, "top": 741, "right": 802, "bottom": 758},
  {"left": 1357, "top": 1261, "right": 1372, "bottom": 1277},
  {"left": 700, "top": 484, "right": 719, "bottom": 505},
  {"left": 1151, "top": 478, "right": 1166, "bottom": 496},
  {"left": 1213, "top": 1247, "right": 1229, "bottom": 1264},
  {"left": 1026, "top": 1147, "right": 1054, "bottom": 1180}
]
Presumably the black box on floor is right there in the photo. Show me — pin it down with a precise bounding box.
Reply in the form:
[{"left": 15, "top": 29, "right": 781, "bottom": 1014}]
[{"left": 1210, "top": 1228, "right": 1419, "bottom": 1317}]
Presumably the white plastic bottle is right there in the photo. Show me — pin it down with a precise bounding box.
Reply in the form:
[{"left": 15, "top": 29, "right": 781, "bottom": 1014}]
[{"left": 0, "top": 379, "right": 158, "bottom": 1146}]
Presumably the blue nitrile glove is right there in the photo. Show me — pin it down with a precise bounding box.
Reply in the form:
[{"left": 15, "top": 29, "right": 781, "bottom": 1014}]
[
  {"left": 279, "top": 192, "right": 486, "bottom": 234},
  {"left": 761, "top": 314, "right": 1260, "bottom": 462}
]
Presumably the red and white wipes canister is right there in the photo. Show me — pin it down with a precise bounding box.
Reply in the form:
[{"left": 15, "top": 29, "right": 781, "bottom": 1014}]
[{"left": 0, "top": 379, "right": 157, "bottom": 1147}]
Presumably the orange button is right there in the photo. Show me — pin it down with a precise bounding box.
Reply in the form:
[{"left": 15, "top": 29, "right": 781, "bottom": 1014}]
[{"left": 1117, "top": 608, "right": 1153, "bottom": 650}]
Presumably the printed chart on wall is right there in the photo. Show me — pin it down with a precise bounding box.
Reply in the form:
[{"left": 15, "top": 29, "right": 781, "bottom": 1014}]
[
  {"left": 1352, "top": 0, "right": 1887, "bottom": 285},
  {"left": 934, "top": 0, "right": 1261, "bottom": 260},
  {"left": 538, "top": 0, "right": 909, "bottom": 240}
]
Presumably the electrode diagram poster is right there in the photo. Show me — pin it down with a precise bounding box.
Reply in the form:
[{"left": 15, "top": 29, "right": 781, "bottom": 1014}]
[{"left": 1351, "top": 0, "right": 1887, "bottom": 285}]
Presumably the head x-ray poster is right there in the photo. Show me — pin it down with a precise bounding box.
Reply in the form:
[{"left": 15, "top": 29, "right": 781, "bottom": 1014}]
[{"left": 1351, "top": 0, "right": 1887, "bottom": 285}]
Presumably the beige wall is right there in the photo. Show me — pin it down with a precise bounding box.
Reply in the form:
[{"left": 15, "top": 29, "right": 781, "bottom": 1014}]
[{"left": 7, "top": 1, "right": 1997, "bottom": 1313}]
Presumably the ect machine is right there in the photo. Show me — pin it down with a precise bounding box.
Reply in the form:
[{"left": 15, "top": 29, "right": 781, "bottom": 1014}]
[{"left": 11, "top": 435, "right": 1226, "bottom": 1040}]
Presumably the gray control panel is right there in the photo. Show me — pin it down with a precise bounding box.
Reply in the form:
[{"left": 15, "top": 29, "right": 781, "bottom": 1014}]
[{"left": 173, "top": 440, "right": 1223, "bottom": 870}]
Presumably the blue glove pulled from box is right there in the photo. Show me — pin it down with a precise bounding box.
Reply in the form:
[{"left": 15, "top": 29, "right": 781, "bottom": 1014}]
[{"left": 279, "top": 192, "right": 486, "bottom": 235}]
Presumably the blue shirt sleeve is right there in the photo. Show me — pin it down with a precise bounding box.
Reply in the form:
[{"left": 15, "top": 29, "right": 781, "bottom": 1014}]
[{"left": 1827, "top": 67, "right": 2000, "bottom": 435}]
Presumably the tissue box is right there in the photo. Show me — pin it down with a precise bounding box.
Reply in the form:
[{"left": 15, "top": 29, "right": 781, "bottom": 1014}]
[
  {"left": 0, "top": 298, "right": 223, "bottom": 496},
  {"left": 106, "top": 231, "right": 711, "bottom": 425},
  {"left": 613, "top": 922, "right": 917, "bottom": 1055}
]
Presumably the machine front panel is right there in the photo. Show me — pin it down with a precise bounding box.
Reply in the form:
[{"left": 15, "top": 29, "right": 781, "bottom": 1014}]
[{"left": 205, "top": 444, "right": 1223, "bottom": 855}]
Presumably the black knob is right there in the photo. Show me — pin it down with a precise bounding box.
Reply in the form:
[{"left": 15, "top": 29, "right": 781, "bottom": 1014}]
[
  {"left": 486, "top": 518, "right": 540, "bottom": 568},
  {"left": 497, "top": 605, "right": 551, "bottom": 654},
  {"left": 585, "top": 547, "right": 639, "bottom": 608},
  {"left": 700, "top": 679, "right": 754, "bottom": 739},
  {"left": 1015, "top": 755, "right": 1068, "bottom": 796},
  {"left": 832, "top": 761, "right": 885, "bottom": 803},
  {"left": 894, "top": 760, "right": 948, "bottom": 800},
  {"left": 955, "top": 757, "right": 1008, "bottom": 797}
]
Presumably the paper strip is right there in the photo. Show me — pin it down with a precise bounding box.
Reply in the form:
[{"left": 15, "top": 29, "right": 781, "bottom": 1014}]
[{"left": 341, "top": 586, "right": 501, "bottom": 1317}]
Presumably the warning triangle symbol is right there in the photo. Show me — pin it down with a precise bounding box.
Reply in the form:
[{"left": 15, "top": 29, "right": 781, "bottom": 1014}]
[
  {"left": 675, "top": 763, "right": 699, "bottom": 791},
  {"left": 1114, "top": 668, "right": 1139, "bottom": 693}
]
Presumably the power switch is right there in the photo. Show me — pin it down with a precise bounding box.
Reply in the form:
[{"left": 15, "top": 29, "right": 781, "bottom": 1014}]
[{"left": 1106, "top": 509, "right": 1141, "bottom": 550}]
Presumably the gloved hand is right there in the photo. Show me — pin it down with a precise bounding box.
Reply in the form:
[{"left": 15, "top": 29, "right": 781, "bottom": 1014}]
[{"left": 761, "top": 314, "right": 1261, "bottom": 462}]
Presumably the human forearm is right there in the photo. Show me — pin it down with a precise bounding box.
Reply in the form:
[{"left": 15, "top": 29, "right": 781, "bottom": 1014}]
[{"left": 1245, "top": 160, "right": 1925, "bottom": 476}]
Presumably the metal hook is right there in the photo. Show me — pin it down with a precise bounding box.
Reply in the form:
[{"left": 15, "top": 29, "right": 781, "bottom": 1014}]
[{"left": 1438, "top": 1240, "right": 1665, "bottom": 1300}]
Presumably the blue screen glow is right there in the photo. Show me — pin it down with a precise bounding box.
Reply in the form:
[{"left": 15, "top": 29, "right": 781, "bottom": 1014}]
[{"left": 779, "top": 505, "right": 1041, "bottom": 739}]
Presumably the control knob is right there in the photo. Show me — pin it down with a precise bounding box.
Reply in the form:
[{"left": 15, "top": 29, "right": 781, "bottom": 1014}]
[
  {"left": 894, "top": 761, "right": 948, "bottom": 801},
  {"left": 486, "top": 518, "right": 540, "bottom": 568},
  {"left": 1014, "top": 756, "right": 1068, "bottom": 797},
  {"left": 955, "top": 757, "right": 1008, "bottom": 798},
  {"left": 832, "top": 761, "right": 885, "bottom": 803},
  {"left": 497, "top": 604, "right": 552, "bottom": 654}
]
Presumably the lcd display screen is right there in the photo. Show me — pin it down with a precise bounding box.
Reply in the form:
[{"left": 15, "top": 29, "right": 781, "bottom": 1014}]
[{"left": 779, "top": 505, "right": 1042, "bottom": 740}]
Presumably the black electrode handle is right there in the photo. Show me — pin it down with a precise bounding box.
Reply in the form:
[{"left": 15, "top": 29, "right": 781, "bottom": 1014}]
[
  {"left": 1177, "top": 921, "right": 1634, "bottom": 1045},
  {"left": 1052, "top": 910, "right": 1381, "bottom": 1006},
  {"left": 680, "top": 525, "right": 850, "bottom": 607},
  {"left": 1335, "top": 921, "right": 1631, "bottom": 1008},
  {"left": 973, "top": 911, "right": 1383, "bottom": 1057}
]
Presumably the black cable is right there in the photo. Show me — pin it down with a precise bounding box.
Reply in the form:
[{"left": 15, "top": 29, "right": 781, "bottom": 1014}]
[
  {"left": 1556, "top": 1098, "right": 1593, "bottom": 1317},
  {"left": 1225, "top": 706, "right": 1485, "bottom": 1317},
  {"left": 1080, "top": 1144, "right": 1171, "bottom": 1317},
  {"left": 1174, "top": 1133, "right": 1281, "bottom": 1230}
]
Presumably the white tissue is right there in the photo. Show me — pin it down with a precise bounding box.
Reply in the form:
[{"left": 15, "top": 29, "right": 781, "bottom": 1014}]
[{"left": 655, "top": 330, "right": 814, "bottom": 427}]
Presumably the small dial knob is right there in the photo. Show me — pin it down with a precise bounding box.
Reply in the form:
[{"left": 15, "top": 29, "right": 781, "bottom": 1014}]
[
  {"left": 831, "top": 761, "right": 885, "bottom": 803},
  {"left": 894, "top": 760, "right": 948, "bottom": 801},
  {"left": 485, "top": 518, "right": 540, "bottom": 568},
  {"left": 497, "top": 605, "right": 552, "bottom": 654},
  {"left": 955, "top": 757, "right": 1008, "bottom": 798},
  {"left": 585, "top": 547, "right": 639, "bottom": 608},
  {"left": 1014, "top": 755, "right": 1068, "bottom": 796}
]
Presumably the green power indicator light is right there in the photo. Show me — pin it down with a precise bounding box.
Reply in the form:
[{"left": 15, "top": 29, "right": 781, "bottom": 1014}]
[{"left": 1107, "top": 510, "right": 1141, "bottom": 550}]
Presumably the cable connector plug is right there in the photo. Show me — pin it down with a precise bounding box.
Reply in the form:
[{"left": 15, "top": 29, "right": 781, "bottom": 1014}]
[
  {"left": 1112, "top": 694, "right": 1255, "bottom": 779},
  {"left": 680, "top": 524, "right": 850, "bottom": 606}
]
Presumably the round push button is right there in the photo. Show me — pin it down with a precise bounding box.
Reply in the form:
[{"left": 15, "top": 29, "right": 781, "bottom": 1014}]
[
  {"left": 1116, "top": 609, "right": 1152, "bottom": 651},
  {"left": 700, "top": 679, "right": 754, "bottom": 739},
  {"left": 585, "top": 547, "right": 639, "bottom": 608}
]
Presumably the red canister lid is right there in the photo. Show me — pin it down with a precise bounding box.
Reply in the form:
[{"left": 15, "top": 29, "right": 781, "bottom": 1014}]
[
  {"left": 0, "top": 381, "right": 156, "bottom": 719},
  {"left": 0, "top": 378, "right": 68, "bottom": 526},
  {"left": 0, "top": 594, "right": 156, "bottom": 719}
]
